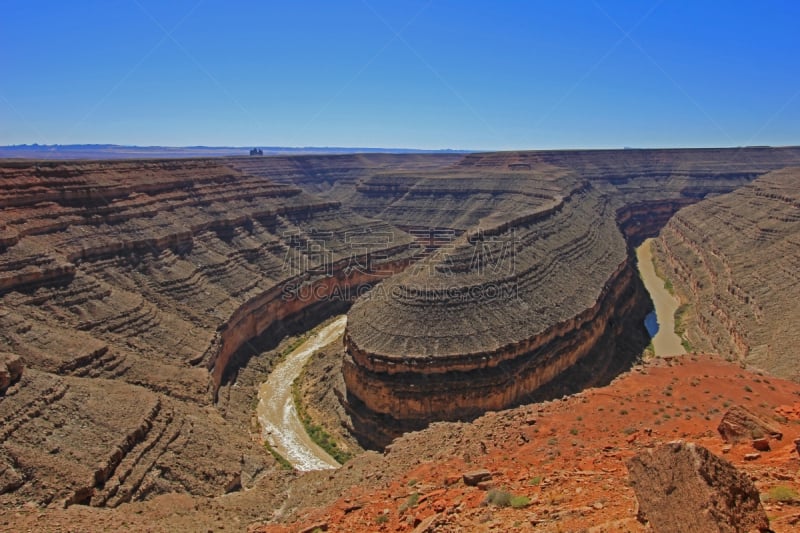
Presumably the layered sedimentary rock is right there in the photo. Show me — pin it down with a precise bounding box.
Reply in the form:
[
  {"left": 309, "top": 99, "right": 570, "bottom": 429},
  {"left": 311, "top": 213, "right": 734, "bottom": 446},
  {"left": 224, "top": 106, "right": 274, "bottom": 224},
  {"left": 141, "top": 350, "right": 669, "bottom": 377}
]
[
  {"left": 343, "top": 181, "right": 651, "bottom": 446},
  {"left": 653, "top": 168, "right": 800, "bottom": 379},
  {"left": 0, "top": 157, "right": 416, "bottom": 507},
  {"left": 340, "top": 148, "right": 800, "bottom": 446},
  {"left": 323, "top": 147, "right": 800, "bottom": 225},
  {"left": 2, "top": 148, "right": 800, "bottom": 504}
]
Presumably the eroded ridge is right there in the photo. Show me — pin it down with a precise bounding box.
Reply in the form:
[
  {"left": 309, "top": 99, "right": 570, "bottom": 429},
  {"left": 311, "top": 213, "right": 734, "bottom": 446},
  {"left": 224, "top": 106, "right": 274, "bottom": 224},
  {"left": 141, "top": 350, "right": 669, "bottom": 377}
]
[
  {"left": 342, "top": 183, "right": 652, "bottom": 446},
  {"left": 0, "top": 157, "right": 417, "bottom": 507},
  {"left": 338, "top": 148, "right": 800, "bottom": 447},
  {"left": 653, "top": 167, "right": 800, "bottom": 379}
]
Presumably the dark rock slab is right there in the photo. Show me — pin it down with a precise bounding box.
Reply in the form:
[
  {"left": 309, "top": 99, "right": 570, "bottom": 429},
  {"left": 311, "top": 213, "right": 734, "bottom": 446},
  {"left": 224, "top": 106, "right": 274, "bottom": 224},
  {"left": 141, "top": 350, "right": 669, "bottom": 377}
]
[{"left": 626, "top": 441, "right": 769, "bottom": 533}]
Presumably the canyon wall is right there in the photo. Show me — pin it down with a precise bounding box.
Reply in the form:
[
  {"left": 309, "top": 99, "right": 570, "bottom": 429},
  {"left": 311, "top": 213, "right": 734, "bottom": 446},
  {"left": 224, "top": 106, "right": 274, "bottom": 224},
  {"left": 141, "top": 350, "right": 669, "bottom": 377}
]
[
  {"left": 2, "top": 148, "right": 800, "bottom": 506},
  {"left": 652, "top": 167, "right": 800, "bottom": 380},
  {"left": 338, "top": 148, "right": 800, "bottom": 446},
  {"left": 0, "top": 157, "right": 418, "bottom": 507}
]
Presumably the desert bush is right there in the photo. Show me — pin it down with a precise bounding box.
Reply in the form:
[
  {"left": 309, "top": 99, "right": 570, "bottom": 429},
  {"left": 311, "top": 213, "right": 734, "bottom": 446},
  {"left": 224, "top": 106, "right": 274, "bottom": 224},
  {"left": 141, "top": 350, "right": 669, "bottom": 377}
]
[
  {"left": 487, "top": 489, "right": 512, "bottom": 507},
  {"left": 767, "top": 486, "right": 798, "bottom": 502},
  {"left": 510, "top": 495, "right": 531, "bottom": 508},
  {"left": 399, "top": 492, "right": 419, "bottom": 513}
]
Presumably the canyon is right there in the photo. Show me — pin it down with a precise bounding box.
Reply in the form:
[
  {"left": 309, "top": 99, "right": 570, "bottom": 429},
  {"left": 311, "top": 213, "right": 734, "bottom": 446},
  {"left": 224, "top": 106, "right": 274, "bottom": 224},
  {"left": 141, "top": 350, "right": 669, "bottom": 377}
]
[
  {"left": 1, "top": 148, "right": 800, "bottom": 531},
  {"left": 335, "top": 148, "right": 800, "bottom": 445},
  {"left": 652, "top": 166, "right": 800, "bottom": 379},
  {"left": 0, "top": 155, "right": 434, "bottom": 509}
]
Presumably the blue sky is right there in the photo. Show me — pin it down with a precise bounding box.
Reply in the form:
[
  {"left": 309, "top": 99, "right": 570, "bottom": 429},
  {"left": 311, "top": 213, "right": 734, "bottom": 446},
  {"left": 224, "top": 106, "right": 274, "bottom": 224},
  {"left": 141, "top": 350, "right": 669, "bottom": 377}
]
[{"left": 1, "top": 1, "right": 798, "bottom": 150}]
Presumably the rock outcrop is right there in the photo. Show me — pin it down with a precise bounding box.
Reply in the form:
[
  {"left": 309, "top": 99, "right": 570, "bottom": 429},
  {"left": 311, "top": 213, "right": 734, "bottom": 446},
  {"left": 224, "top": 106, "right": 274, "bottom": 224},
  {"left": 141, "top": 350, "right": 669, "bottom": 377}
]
[
  {"left": 0, "top": 352, "right": 23, "bottom": 393},
  {"left": 343, "top": 183, "right": 653, "bottom": 445},
  {"left": 718, "top": 405, "right": 783, "bottom": 443},
  {"left": 626, "top": 441, "right": 770, "bottom": 533}
]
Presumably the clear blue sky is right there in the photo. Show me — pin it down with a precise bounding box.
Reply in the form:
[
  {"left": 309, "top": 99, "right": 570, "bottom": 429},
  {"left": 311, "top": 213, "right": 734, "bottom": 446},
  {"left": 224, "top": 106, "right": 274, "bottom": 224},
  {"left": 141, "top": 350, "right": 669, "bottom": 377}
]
[{"left": 1, "top": 1, "right": 798, "bottom": 150}]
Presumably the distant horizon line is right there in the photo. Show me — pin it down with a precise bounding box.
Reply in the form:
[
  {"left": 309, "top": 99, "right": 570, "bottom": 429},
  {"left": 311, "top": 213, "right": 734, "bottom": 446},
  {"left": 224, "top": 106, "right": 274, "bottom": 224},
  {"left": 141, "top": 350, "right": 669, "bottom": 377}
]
[
  {"left": 2, "top": 142, "right": 796, "bottom": 153},
  {"left": 1, "top": 143, "right": 472, "bottom": 152}
]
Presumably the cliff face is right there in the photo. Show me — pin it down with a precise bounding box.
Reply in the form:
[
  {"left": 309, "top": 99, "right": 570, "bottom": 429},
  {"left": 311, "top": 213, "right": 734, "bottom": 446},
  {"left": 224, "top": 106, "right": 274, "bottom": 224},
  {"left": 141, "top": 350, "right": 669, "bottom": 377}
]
[
  {"left": 339, "top": 148, "right": 800, "bottom": 446},
  {"left": 3, "top": 149, "right": 800, "bottom": 507},
  {"left": 341, "top": 183, "right": 647, "bottom": 446},
  {"left": 342, "top": 258, "right": 652, "bottom": 447},
  {"left": 652, "top": 167, "right": 800, "bottom": 380},
  {"left": 0, "top": 157, "right": 417, "bottom": 507}
]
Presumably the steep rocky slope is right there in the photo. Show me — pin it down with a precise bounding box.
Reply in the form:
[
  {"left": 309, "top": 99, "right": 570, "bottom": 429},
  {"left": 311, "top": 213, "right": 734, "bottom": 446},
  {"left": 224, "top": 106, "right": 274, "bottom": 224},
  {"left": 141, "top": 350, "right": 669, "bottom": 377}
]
[
  {"left": 339, "top": 148, "right": 800, "bottom": 445},
  {"left": 2, "top": 148, "right": 800, "bottom": 526},
  {"left": 9, "top": 353, "right": 797, "bottom": 532},
  {"left": 653, "top": 167, "right": 800, "bottom": 379},
  {"left": 0, "top": 157, "right": 417, "bottom": 509}
]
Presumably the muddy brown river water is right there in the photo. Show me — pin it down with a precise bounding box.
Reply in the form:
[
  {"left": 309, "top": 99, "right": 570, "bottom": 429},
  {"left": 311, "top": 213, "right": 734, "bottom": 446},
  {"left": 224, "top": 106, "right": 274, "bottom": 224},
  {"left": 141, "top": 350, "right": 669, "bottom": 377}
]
[
  {"left": 257, "top": 316, "right": 347, "bottom": 471},
  {"left": 636, "top": 238, "right": 686, "bottom": 356}
]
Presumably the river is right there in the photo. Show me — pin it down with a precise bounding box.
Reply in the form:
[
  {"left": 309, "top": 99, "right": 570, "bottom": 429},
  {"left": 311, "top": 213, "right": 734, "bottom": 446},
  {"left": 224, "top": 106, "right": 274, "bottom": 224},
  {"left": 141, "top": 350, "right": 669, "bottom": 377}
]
[
  {"left": 256, "top": 316, "right": 347, "bottom": 471},
  {"left": 257, "top": 242, "right": 682, "bottom": 469},
  {"left": 636, "top": 238, "right": 686, "bottom": 356}
]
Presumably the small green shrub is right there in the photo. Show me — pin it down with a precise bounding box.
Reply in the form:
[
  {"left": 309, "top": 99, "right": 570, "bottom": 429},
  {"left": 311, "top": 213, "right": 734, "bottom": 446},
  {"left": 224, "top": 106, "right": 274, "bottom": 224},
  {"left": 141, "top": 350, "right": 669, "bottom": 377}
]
[
  {"left": 528, "top": 475, "right": 542, "bottom": 486},
  {"left": 487, "top": 489, "right": 513, "bottom": 507},
  {"left": 292, "top": 374, "right": 354, "bottom": 464},
  {"left": 663, "top": 278, "right": 674, "bottom": 294},
  {"left": 399, "top": 492, "right": 419, "bottom": 512},
  {"left": 486, "top": 489, "right": 530, "bottom": 508},
  {"left": 510, "top": 495, "right": 531, "bottom": 508},
  {"left": 768, "top": 485, "right": 799, "bottom": 502},
  {"left": 264, "top": 441, "right": 292, "bottom": 470}
]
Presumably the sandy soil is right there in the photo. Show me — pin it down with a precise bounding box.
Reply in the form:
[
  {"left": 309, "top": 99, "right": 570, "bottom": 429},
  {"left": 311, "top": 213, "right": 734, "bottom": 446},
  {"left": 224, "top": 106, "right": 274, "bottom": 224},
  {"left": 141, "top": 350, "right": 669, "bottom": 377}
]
[
  {"left": 256, "top": 316, "right": 348, "bottom": 471},
  {"left": 256, "top": 353, "right": 800, "bottom": 533},
  {"left": 637, "top": 238, "right": 686, "bottom": 356}
]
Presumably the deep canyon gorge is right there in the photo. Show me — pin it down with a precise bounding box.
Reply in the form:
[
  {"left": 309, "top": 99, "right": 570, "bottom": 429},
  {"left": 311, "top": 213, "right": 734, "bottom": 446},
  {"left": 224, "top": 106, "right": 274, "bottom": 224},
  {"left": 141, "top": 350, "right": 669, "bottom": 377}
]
[{"left": 2, "top": 148, "right": 800, "bottom": 531}]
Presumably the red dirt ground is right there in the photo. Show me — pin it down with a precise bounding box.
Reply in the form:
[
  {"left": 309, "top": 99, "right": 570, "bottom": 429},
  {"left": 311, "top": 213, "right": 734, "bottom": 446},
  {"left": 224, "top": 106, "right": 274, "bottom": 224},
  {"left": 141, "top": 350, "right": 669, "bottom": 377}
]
[
  {"left": 255, "top": 353, "right": 800, "bottom": 533},
  {"left": 5, "top": 353, "right": 800, "bottom": 532}
]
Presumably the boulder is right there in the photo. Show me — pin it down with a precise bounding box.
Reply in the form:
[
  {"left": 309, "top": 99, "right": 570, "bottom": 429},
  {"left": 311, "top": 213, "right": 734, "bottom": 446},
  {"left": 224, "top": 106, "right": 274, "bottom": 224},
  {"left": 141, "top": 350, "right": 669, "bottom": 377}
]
[
  {"left": 0, "top": 448, "right": 25, "bottom": 494},
  {"left": 0, "top": 352, "right": 24, "bottom": 394},
  {"left": 626, "top": 441, "right": 769, "bottom": 533},
  {"left": 752, "top": 438, "right": 770, "bottom": 452},
  {"left": 717, "top": 405, "right": 782, "bottom": 443},
  {"left": 462, "top": 469, "right": 492, "bottom": 486}
]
